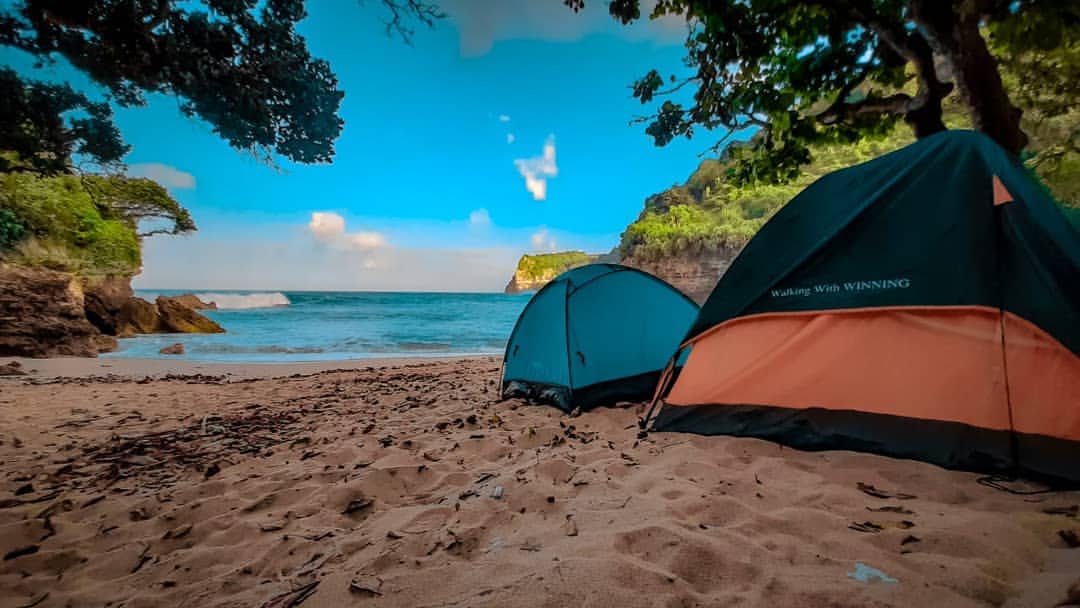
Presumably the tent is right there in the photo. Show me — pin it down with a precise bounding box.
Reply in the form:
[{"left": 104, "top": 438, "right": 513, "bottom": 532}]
[
  {"left": 648, "top": 130, "right": 1080, "bottom": 485},
  {"left": 501, "top": 264, "right": 699, "bottom": 411}
]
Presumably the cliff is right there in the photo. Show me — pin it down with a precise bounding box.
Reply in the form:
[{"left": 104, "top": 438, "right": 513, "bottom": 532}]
[
  {"left": 504, "top": 251, "right": 602, "bottom": 294},
  {"left": 0, "top": 265, "right": 116, "bottom": 357},
  {"left": 620, "top": 246, "right": 742, "bottom": 304},
  {"left": 0, "top": 172, "right": 220, "bottom": 357}
]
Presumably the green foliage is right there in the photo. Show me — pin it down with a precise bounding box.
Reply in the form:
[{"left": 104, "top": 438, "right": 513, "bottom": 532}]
[
  {"left": 0, "top": 208, "right": 26, "bottom": 250},
  {"left": 515, "top": 251, "right": 596, "bottom": 280},
  {"left": 0, "top": 0, "right": 347, "bottom": 168},
  {"left": 0, "top": 172, "right": 190, "bottom": 276},
  {"left": 577, "top": 0, "right": 1075, "bottom": 181},
  {"left": 620, "top": 96, "right": 1078, "bottom": 261},
  {"left": 990, "top": 4, "right": 1080, "bottom": 207},
  {"left": 0, "top": 68, "right": 128, "bottom": 173}
]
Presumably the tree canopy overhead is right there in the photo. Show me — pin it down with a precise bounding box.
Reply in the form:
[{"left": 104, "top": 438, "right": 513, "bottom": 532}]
[
  {"left": 569, "top": 0, "right": 1078, "bottom": 183},
  {"left": 0, "top": 0, "right": 346, "bottom": 172}
]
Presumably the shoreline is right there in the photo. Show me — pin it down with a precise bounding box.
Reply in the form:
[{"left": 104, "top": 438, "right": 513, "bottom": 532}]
[{"left": 1, "top": 354, "right": 497, "bottom": 380}]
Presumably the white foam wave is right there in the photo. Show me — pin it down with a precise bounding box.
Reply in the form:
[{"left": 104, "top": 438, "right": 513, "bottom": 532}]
[{"left": 196, "top": 292, "right": 290, "bottom": 310}]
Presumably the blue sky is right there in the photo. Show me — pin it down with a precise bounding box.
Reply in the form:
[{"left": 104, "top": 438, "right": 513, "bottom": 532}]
[{"left": 13, "top": 1, "right": 719, "bottom": 291}]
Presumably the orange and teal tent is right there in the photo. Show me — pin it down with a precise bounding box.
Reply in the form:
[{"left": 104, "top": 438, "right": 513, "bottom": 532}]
[{"left": 648, "top": 130, "right": 1080, "bottom": 485}]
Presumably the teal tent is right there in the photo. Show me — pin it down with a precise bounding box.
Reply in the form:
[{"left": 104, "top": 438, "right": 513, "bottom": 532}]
[{"left": 501, "top": 264, "right": 699, "bottom": 411}]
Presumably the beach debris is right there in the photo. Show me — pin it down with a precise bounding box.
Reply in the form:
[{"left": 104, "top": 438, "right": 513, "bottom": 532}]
[
  {"left": 1044, "top": 505, "right": 1079, "bottom": 518},
  {"left": 260, "top": 521, "right": 286, "bottom": 532},
  {"left": 204, "top": 462, "right": 221, "bottom": 478},
  {"left": 564, "top": 515, "right": 578, "bottom": 536},
  {"left": 1058, "top": 529, "right": 1080, "bottom": 548},
  {"left": 14, "top": 592, "right": 48, "bottom": 608},
  {"left": 343, "top": 497, "right": 375, "bottom": 515},
  {"left": 163, "top": 523, "right": 193, "bottom": 540},
  {"left": 847, "top": 562, "right": 898, "bottom": 584},
  {"left": 244, "top": 494, "right": 277, "bottom": 513},
  {"left": 849, "top": 520, "right": 914, "bottom": 533},
  {"left": 80, "top": 495, "right": 106, "bottom": 509},
  {"left": 520, "top": 538, "right": 542, "bottom": 552},
  {"left": 262, "top": 580, "right": 320, "bottom": 608},
  {"left": 349, "top": 577, "right": 383, "bottom": 597},
  {"left": 386, "top": 530, "right": 403, "bottom": 539},
  {"left": 491, "top": 486, "right": 504, "bottom": 499},
  {"left": 131, "top": 545, "right": 153, "bottom": 573},
  {"left": 3, "top": 545, "right": 39, "bottom": 561},
  {"left": 857, "top": 482, "right": 916, "bottom": 500},
  {"left": 849, "top": 521, "right": 883, "bottom": 533},
  {"left": 867, "top": 505, "right": 914, "bottom": 515},
  {"left": 1057, "top": 579, "right": 1080, "bottom": 606}
]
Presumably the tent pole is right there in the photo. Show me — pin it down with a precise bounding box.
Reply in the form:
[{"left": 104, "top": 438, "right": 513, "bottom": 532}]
[{"left": 640, "top": 348, "right": 681, "bottom": 430}]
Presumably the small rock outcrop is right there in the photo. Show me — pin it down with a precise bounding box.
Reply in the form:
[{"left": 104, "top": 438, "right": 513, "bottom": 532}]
[
  {"left": 156, "top": 296, "right": 225, "bottom": 334},
  {"left": 169, "top": 294, "right": 216, "bottom": 310},
  {"left": 82, "top": 276, "right": 135, "bottom": 336},
  {"left": 0, "top": 361, "right": 27, "bottom": 376},
  {"left": 159, "top": 343, "right": 185, "bottom": 355},
  {"left": 117, "top": 297, "right": 163, "bottom": 335},
  {"left": 0, "top": 265, "right": 113, "bottom": 357}
]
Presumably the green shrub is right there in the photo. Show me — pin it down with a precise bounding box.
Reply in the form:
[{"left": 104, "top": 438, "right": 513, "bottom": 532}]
[
  {"left": 0, "top": 172, "right": 142, "bottom": 275},
  {"left": 0, "top": 208, "right": 25, "bottom": 250}
]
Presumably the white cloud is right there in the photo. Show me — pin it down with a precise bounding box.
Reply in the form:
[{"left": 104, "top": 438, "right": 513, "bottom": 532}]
[
  {"left": 514, "top": 135, "right": 558, "bottom": 201},
  {"left": 442, "top": 0, "right": 686, "bottom": 56},
  {"left": 136, "top": 235, "right": 522, "bottom": 292},
  {"left": 506, "top": 133, "right": 515, "bottom": 144},
  {"left": 499, "top": 115, "right": 511, "bottom": 122},
  {"left": 308, "top": 212, "right": 346, "bottom": 242},
  {"left": 127, "top": 163, "right": 196, "bottom": 189},
  {"left": 468, "top": 208, "right": 492, "bottom": 229},
  {"left": 530, "top": 227, "right": 557, "bottom": 252},
  {"left": 308, "top": 212, "right": 387, "bottom": 250},
  {"left": 348, "top": 232, "right": 387, "bottom": 250}
]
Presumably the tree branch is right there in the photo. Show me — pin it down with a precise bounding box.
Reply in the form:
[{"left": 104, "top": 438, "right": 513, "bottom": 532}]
[{"left": 374, "top": 0, "right": 445, "bottom": 45}]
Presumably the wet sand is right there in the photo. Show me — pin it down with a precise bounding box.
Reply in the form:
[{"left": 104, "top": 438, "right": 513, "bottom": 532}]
[{"left": 1, "top": 357, "right": 1077, "bottom": 607}]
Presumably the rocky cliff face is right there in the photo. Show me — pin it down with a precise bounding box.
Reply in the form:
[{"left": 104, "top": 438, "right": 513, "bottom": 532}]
[
  {"left": 620, "top": 245, "right": 743, "bottom": 304},
  {"left": 0, "top": 265, "right": 115, "bottom": 357},
  {"left": 502, "top": 247, "right": 740, "bottom": 304},
  {"left": 0, "top": 264, "right": 224, "bottom": 357},
  {"left": 505, "top": 267, "right": 562, "bottom": 294}
]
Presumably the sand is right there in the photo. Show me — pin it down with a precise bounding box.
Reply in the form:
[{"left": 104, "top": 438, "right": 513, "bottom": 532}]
[{"left": 1, "top": 357, "right": 1078, "bottom": 608}]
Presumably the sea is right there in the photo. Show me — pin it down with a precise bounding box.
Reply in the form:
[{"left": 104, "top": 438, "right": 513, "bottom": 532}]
[{"left": 102, "top": 291, "right": 531, "bottom": 362}]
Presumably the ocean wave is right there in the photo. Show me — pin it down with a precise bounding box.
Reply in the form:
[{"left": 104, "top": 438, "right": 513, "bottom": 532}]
[{"left": 196, "top": 292, "right": 290, "bottom": 309}]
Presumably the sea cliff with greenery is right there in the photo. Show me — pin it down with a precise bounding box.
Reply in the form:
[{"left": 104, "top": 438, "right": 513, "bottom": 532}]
[
  {"left": 504, "top": 251, "right": 606, "bottom": 293},
  {"left": 0, "top": 169, "right": 224, "bottom": 357}
]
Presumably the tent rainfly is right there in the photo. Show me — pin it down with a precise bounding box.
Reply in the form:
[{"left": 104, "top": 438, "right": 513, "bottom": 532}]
[
  {"left": 647, "top": 130, "right": 1080, "bottom": 486},
  {"left": 502, "top": 264, "right": 699, "bottom": 412}
]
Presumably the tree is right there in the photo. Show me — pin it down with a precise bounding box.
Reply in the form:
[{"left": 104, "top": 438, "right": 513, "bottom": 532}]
[
  {"left": 0, "top": 0, "right": 443, "bottom": 174},
  {"left": 569, "top": 0, "right": 1077, "bottom": 182}
]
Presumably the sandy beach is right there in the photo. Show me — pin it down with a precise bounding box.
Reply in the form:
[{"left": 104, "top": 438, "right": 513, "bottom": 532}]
[{"left": 1, "top": 356, "right": 1078, "bottom": 608}]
